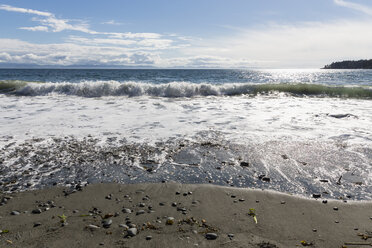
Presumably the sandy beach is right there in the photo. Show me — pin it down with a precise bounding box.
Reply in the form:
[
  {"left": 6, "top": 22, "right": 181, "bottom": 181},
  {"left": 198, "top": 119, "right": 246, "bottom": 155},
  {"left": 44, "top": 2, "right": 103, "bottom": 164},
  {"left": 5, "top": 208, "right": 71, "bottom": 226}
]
[{"left": 0, "top": 183, "right": 371, "bottom": 248}]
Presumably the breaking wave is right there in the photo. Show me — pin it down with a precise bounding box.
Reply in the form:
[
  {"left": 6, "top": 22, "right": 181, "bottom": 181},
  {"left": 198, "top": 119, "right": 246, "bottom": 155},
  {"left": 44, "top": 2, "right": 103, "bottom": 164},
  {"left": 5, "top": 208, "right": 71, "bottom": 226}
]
[{"left": 1, "top": 80, "right": 372, "bottom": 99}]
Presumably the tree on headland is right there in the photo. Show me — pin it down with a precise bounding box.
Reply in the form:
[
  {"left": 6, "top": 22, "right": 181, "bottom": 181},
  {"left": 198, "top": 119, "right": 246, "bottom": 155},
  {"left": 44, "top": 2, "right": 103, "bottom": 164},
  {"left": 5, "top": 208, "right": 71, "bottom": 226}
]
[{"left": 323, "top": 59, "right": 372, "bottom": 69}]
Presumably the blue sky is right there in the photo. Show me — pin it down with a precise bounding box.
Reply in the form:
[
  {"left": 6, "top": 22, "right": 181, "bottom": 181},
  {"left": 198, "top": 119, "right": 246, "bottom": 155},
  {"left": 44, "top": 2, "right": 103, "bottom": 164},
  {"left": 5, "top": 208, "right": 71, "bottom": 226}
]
[{"left": 1, "top": 0, "right": 372, "bottom": 68}]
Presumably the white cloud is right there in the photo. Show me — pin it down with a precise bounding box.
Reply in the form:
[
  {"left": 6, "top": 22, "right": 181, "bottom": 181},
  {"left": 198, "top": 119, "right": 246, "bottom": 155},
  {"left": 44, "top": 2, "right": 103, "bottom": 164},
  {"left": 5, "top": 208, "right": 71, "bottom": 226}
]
[
  {"left": 177, "top": 19, "right": 372, "bottom": 68},
  {"left": 334, "top": 0, "right": 372, "bottom": 15},
  {"left": 19, "top": 26, "right": 49, "bottom": 32},
  {"left": 0, "top": 4, "right": 52, "bottom": 17},
  {"left": 101, "top": 20, "right": 124, "bottom": 25}
]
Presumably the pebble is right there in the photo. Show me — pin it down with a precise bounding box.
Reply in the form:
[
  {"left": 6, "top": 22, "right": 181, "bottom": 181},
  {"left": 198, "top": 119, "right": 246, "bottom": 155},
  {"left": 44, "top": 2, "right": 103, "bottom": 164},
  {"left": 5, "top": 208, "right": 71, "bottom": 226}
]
[
  {"left": 228, "top": 234, "right": 234, "bottom": 239},
  {"left": 205, "top": 233, "right": 218, "bottom": 240},
  {"left": 33, "top": 222, "right": 42, "bottom": 227},
  {"left": 333, "top": 207, "right": 338, "bottom": 211},
  {"left": 119, "top": 224, "right": 129, "bottom": 230},
  {"left": 240, "top": 162, "right": 250, "bottom": 167},
  {"left": 122, "top": 208, "right": 132, "bottom": 214},
  {"left": 102, "top": 219, "right": 112, "bottom": 228},
  {"left": 139, "top": 203, "right": 146, "bottom": 207},
  {"left": 146, "top": 236, "right": 152, "bottom": 240},
  {"left": 86, "top": 224, "right": 100, "bottom": 230},
  {"left": 11, "top": 211, "right": 20, "bottom": 215},
  {"left": 166, "top": 217, "right": 175, "bottom": 225},
  {"left": 176, "top": 191, "right": 180, "bottom": 195},
  {"left": 312, "top": 193, "right": 321, "bottom": 199},
  {"left": 281, "top": 201, "right": 286, "bottom": 204},
  {"left": 32, "top": 209, "right": 42, "bottom": 214},
  {"left": 127, "top": 228, "right": 137, "bottom": 237},
  {"left": 322, "top": 200, "right": 328, "bottom": 204},
  {"left": 312, "top": 229, "right": 317, "bottom": 232},
  {"left": 239, "top": 199, "right": 245, "bottom": 202},
  {"left": 136, "top": 210, "right": 145, "bottom": 215},
  {"left": 171, "top": 202, "right": 177, "bottom": 207},
  {"left": 159, "top": 202, "right": 165, "bottom": 206}
]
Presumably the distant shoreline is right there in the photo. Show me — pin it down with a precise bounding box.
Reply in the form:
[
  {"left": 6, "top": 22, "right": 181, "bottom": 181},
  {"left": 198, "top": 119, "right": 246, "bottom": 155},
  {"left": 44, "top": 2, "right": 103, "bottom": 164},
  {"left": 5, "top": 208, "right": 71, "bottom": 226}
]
[{"left": 323, "top": 59, "right": 372, "bottom": 69}]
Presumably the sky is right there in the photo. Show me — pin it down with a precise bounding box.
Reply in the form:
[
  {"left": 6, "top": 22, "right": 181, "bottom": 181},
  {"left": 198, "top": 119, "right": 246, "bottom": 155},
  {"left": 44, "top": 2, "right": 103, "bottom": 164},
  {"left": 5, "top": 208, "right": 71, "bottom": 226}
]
[{"left": 0, "top": 0, "right": 372, "bottom": 68}]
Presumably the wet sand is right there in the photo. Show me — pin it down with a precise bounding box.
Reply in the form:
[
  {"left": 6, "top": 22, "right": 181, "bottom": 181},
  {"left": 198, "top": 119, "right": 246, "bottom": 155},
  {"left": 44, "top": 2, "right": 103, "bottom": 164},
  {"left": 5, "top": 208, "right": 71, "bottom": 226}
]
[{"left": 0, "top": 183, "right": 371, "bottom": 248}]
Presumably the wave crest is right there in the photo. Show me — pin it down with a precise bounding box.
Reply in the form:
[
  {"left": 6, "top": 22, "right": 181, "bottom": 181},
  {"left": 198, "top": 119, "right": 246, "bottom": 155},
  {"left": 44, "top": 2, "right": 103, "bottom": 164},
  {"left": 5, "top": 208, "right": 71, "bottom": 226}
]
[{"left": 1, "top": 80, "right": 371, "bottom": 99}]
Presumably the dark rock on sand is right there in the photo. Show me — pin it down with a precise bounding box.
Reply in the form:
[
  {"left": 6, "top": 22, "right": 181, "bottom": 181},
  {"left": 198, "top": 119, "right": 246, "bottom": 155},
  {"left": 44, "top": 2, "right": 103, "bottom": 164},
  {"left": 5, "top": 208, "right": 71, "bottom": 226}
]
[
  {"left": 32, "top": 209, "right": 42, "bottom": 214},
  {"left": 10, "top": 210, "right": 20, "bottom": 215},
  {"left": 102, "top": 219, "right": 112, "bottom": 228},
  {"left": 205, "top": 233, "right": 218, "bottom": 240}
]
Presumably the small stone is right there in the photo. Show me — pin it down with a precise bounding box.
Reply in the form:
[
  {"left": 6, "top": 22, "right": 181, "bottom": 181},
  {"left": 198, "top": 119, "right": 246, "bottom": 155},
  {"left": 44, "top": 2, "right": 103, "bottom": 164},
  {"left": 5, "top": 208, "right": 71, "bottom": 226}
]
[
  {"left": 322, "top": 200, "right": 328, "bottom": 204},
  {"left": 230, "top": 195, "right": 236, "bottom": 198},
  {"left": 205, "top": 233, "right": 218, "bottom": 240},
  {"left": 354, "top": 227, "right": 359, "bottom": 230},
  {"left": 188, "top": 191, "right": 193, "bottom": 195},
  {"left": 333, "top": 207, "right": 338, "bottom": 211},
  {"left": 127, "top": 228, "right": 137, "bottom": 237},
  {"left": 11, "top": 211, "right": 20, "bottom": 215},
  {"left": 171, "top": 202, "right": 177, "bottom": 207},
  {"left": 166, "top": 217, "right": 175, "bottom": 225},
  {"left": 239, "top": 199, "right": 245, "bottom": 202},
  {"left": 240, "top": 162, "right": 249, "bottom": 167},
  {"left": 33, "top": 222, "right": 42, "bottom": 227},
  {"left": 128, "top": 223, "right": 137, "bottom": 228},
  {"left": 136, "top": 210, "right": 145, "bottom": 215},
  {"left": 86, "top": 224, "right": 100, "bottom": 230},
  {"left": 139, "top": 203, "right": 146, "bottom": 207},
  {"left": 146, "top": 236, "right": 152, "bottom": 240},
  {"left": 256, "top": 200, "right": 260, "bottom": 203},
  {"left": 176, "top": 191, "right": 180, "bottom": 195},
  {"left": 335, "top": 220, "right": 339, "bottom": 223},
  {"left": 102, "top": 219, "right": 112, "bottom": 228},
  {"left": 119, "top": 224, "right": 129, "bottom": 230},
  {"left": 99, "top": 242, "right": 104, "bottom": 246},
  {"left": 262, "top": 177, "right": 270, "bottom": 182},
  {"left": 159, "top": 202, "right": 165, "bottom": 206},
  {"left": 32, "top": 209, "right": 42, "bottom": 214},
  {"left": 312, "top": 193, "right": 321, "bottom": 199},
  {"left": 281, "top": 201, "right": 286, "bottom": 204},
  {"left": 183, "top": 193, "right": 188, "bottom": 196},
  {"left": 312, "top": 229, "right": 317, "bottom": 232},
  {"left": 228, "top": 234, "right": 234, "bottom": 239},
  {"left": 122, "top": 208, "right": 132, "bottom": 214}
]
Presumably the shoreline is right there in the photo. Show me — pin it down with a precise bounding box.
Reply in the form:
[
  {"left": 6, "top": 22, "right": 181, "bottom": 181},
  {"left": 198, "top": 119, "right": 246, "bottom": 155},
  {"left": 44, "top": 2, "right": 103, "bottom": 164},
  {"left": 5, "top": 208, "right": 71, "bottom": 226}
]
[{"left": 1, "top": 183, "right": 371, "bottom": 247}]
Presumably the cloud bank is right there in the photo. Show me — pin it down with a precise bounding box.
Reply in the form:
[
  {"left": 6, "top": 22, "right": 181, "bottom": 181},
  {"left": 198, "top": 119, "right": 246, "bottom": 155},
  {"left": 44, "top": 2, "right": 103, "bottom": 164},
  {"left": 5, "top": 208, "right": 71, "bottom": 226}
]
[{"left": 1, "top": 2, "right": 372, "bottom": 68}]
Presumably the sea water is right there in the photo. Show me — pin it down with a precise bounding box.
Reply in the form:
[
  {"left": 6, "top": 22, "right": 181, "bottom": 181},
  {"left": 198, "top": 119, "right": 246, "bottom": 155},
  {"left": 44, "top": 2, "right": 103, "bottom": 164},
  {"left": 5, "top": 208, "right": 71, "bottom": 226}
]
[{"left": 0, "top": 69, "right": 371, "bottom": 200}]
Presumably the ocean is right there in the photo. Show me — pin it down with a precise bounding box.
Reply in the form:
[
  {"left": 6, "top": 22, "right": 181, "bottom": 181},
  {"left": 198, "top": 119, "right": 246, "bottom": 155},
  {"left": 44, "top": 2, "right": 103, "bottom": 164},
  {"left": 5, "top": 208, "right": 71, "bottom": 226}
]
[{"left": 0, "top": 69, "right": 371, "bottom": 200}]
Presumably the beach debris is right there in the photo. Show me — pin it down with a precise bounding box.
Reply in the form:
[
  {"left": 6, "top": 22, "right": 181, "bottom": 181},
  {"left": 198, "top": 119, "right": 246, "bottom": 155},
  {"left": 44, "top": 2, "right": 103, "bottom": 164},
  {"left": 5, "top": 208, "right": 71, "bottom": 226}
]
[
  {"left": 300, "top": 240, "right": 313, "bottom": 246},
  {"left": 0, "top": 229, "right": 10, "bottom": 234},
  {"left": 205, "top": 233, "right": 218, "bottom": 240},
  {"left": 248, "top": 208, "right": 258, "bottom": 224},
  {"left": 319, "top": 179, "right": 328, "bottom": 183},
  {"left": 58, "top": 214, "right": 67, "bottom": 224},
  {"left": 6, "top": 240, "right": 13, "bottom": 245},
  {"left": 357, "top": 232, "right": 372, "bottom": 240}
]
